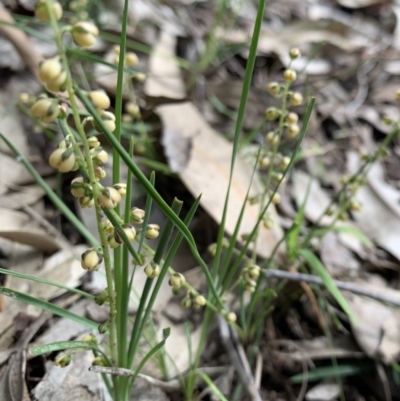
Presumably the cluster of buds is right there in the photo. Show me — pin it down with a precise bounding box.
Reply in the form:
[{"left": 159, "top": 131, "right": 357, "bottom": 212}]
[
  {"left": 242, "top": 264, "right": 261, "bottom": 293},
  {"left": 181, "top": 291, "right": 206, "bottom": 310},
  {"left": 38, "top": 56, "right": 67, "bottom": 92}
]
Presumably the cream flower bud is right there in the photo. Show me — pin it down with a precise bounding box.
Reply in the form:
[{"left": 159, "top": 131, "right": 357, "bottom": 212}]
[
  {"left": 88, "top": 90, "right": 110, "bottom": 110},
  {"left": 81, "top": 248, "right": 103, "bottom": 271},
  {"left": 113, "top": 183, "right": 127, "bottom": 197},
  {"left": 81, "top": 333, "right": 98, "bottom": 344},
  {"left": 107, "top": 234, "right": 120, "bottom": 249},
  {"left": 134, "top": 72, "right": 146, "bottom": 82},
  {"left": 94, "top": 166, "right": 106, "bottom": 180},
  {"left": 79, "top": 196, "right": 94, "bottom": 208},
  {"left": 168, "top": 273, "right": 186, "bottom": 289},
  {"left": 45, "top": 70, "right": 67, "bottom": 92},
  {"left": 92, "top": 149, "right": 108, "bottom": 166},
  {"left": 267, "top": 82, "right": 281, "bottom": 96},
  {"left": 145, "top": 224, "right": 160, "bottom": 239},
  {"left": 194, "top": 295, "right": 206, "bottom": 307},
  {"left": 71, "top": 21, "right": 99, "bottom": 48},
  {"left": 125, "top": 52, "right": 139, "bottom": 67},
  {"left": 349, "top": 199, "right": 362, "bottom": 212},
  {"left": 247, "top": 265, "right": 260, "bottom": 279},
  {"left": 54, "top": 353, "right": 71, "bottom": 368},
  {"left": 98, "top": 187, "right": 121, "bottom": 209},
  {"left": 125, "top": 102, "right": 140, "bottom": 117},
  {"left": 49, "top": 148, "right": 76, "bottom": 173},
  {"left": 258, "top": 156, "right": 270, "bottom": 169},
  {"left": 279, "top": 156, "right": 290, "bottom": 170},
  {"left": 87, "top": 136, "right": 100, "bottom": 148},
  {"left": 31, "top": 98, "right": 60, "bottom": 123},
  {"left": 289, "top": 48, "right": 301, "bottom": 59},
  {"left": 92, "top": 356, "right": 107, "bottom": 366},
  {"left": 225, "top": 312, "right": 237, "bottom": 323},
  {"left": 266, "top": 132, "right": 279, "bottom": 146},
  {"left": 35, "top": 0, "right": 63, "bottom": 22},
  {"left": 289, "top": 92, "right": 303, "bottom": 107},
  {"left": 71, "top": 176, "right": 92, "bottom": 198},
  {"left": 115, "top": 224, "right": 136, "bottom": 244},
  {"left": 181, "top": 297, "right": 192, "bottom": 309},
  {"left": 271, "top": 193, "right": 281, "bottom": 205},
  {"left": 130, "top": 207, "right": 145, "bottom": 224},
  {"left": 283, "top": 69, "right": 297, "bottom": 83},
  {"left": 287, "top": 124, "right": 300, "bottom": 138},
  {"left": 265, "top": 107, "right": 280, "bottom": 121},
  {"left": 144, "top": 262, "right": 160, "bottom": 278},
  {"left": 38, "top": 57, "right": 63, "bottom": 83},
  {"left": 19, "top": 93, "right": 30, "bottom": 104},
  {"left": 92, "top": 111, "right": 116, "bottom": 133},
  {"left": 102, "top": 219, "right": 114, "bottom": 234},
  {"left": 285, "top": 112, "right": 298, "bottom": 124},
  {"left": 245, "top": 283, "right": 256, "bottom": 293}
]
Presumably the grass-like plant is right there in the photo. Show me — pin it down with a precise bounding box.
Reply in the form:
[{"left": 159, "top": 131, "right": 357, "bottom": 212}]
[{"left": 1, "top": 0, "right": 399, "bottom": 400}]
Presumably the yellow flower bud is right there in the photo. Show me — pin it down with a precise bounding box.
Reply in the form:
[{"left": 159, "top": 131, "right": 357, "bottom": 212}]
[
  {"left": 19, "top": 93, "right": 30, "bottom": 104},
  {"left": 79, "top": 195, "right": 94, "bottom": 208},
  {"left": 289, "top": 92, "right": 303, "bottom": 107},
  {"left": 35, "top": 0, "right": 63, "bottom": 22},
  {"left": 125, "top": 52, "right": 139, "bottom": 67},
  {"left": 38, "top": 57, "right": 63, "bottom": 83},
  {"left": 267, "top": 82, "right": 281, "bottom": 97},
  {"left": 130, "top": 207, "right": 145, "bottom": 224},
  {"left": 55, "top": 353, "right": 71, "bottom": 368},
  {"left": 31, "top": 98, "right": 60, "bottom": 123},
  {"left": 125, "top": 102, "right": 140, "bottom": 117},
  {"left": 134, "top": 72, "right": 146, "bottom": 82},
  {"left": 287, "top": 124, "right": 300, "bottom": 138},
  {"left": 81, "top": 248, "right": 103, "bottom": 271},
  {"left": 81, "top": 334, "right": 98, "bottom": 344},
  {"left": 144, "top": 262, "right": 160, "bottom": 278},
  {"left": 168, "top": 273, "right": 186, "bottom": 289},
  {"left": 92, "top": 111, "right": 116, "bottom": 133},
  {"left": 225, "top": 312, "right": 237, "bottom": 323},
  {"left": 145, "top": 224, "right": 160, "bottom": 239},
  {"left": 113, "top": 183, "right": 127, "bottom": 197},
  {"left": 87, "top": 136, "right": 100, "bottom": 148},
  {"left": 258, "top": 156, "right": 270, "bottom": 169},
  {"left": 194, "top": 295, "right": 206, "bottom": 307},
  {"left": 49, "top": 148, "right": 76, "bottom": 173},
  {"left": 88, "top": 90, "right": 110, "bottom": 110},
  {"left": 71, "top": 176, "right": 92, "bottom": 198},
  {"left": 289, "top": 48, "right": 301, "bottom": 59},
  {"left": 92, "top": 148, "right": 108, "bottom": 166},
  {"left": 114, "top": 224, "right": 136, "bottom": 244},
  {"left": 246, "top": 265, "right": 260, "bottom": 279},
  {"left": 265, "top": 107, "right": 280, "bottom": 121},
  {"left": 71, "top": 21, "right": 99, "bottom": 48},
  {"left": 107, "top": 234, "right": 120, "bottom": 249},
  {"left": 279, "top": 156, "right": 290, "bottom": 170},
  {"left": 285, "top": 112, "right": 298, "bottom": 125},
  {"left": 245, "top": 283, "right": 256, "bottom": 293},
  {"left": 98, "top": 187, "right": 121, "bottom": 209},
  {"left": 271, "top": 193, "right": 281, "bottom": 205},
  {"left": 45, "top": 70, "right": 67, "bottom": 92},
  {"left": 283, "top": 69, "right": 297, "bottom": 83}
]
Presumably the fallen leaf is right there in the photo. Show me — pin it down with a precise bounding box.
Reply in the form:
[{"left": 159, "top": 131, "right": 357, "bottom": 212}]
[
  {"left": 144, "top": 31, "right": 186, "bottom": 102},
  {"left": 158, "top": 102, "right": 283, "bottom": 259}
]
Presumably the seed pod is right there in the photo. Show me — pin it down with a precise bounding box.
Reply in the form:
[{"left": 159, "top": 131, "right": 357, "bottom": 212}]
[{"left": 71, "top": 21, "right": 99, "bottom": 48}]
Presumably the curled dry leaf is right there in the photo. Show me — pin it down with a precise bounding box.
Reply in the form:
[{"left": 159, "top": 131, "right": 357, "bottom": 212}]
[{"left": 158, "top": 102, "right": 283, "bottom": 259}]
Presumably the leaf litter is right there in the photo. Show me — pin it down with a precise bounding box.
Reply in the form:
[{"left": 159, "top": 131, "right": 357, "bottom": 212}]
[{"left": 3, "top": 0, "right": 400, "bottom": 399}]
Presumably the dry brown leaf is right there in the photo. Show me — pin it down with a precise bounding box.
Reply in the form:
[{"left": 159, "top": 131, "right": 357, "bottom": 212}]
[
  {"left": 158, "top": 102, "right": 283, "bottom": 259},
  {"left": 144, "top": 31, "right": 186, "bottom": 102},
  {"left": 347, "top": 152, "right": 400, "bottom": 260}
]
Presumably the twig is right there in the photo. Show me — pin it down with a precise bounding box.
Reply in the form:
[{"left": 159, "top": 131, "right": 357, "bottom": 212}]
[
  {"left": 264, "top": 269, "right": 400, "bottom": 307},
  {"left": 89, "top": 365, "right": 227, "bottom": 392},
  {"left": 218, "top": 316, "right": 262, "bottom": 401}
]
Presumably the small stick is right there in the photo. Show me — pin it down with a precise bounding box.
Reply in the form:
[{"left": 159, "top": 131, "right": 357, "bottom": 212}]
[{"left": 264, "top": 269, "right": 400, "bottom": 307}]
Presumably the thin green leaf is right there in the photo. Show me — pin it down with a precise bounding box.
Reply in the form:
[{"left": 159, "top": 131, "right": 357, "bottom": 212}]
[
  {"left": 0, "top": 287, "right": 98, "bottom": 329},
  {"left": 330, "top": 225, "right": 373, "bottom": 247},
  {"left": 198, "top": 372, "right": 229, "bottom": 401},
  {"left": 299, "top": 249, "right": 357, "bottom": 323},
  {"left": 290, "top": 360, "right": 374, "bottom": 383},
  {"left": 29, "top": 340, "right": 97, "bottom": 356}
]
